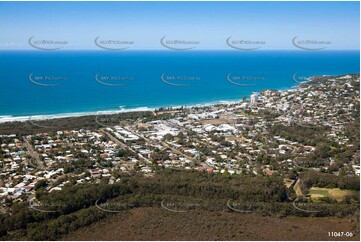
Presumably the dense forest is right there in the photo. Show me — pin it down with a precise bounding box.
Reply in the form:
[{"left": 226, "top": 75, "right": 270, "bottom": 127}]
[{"left": 0, "top": 170, "right": 359, "bottom": 240}]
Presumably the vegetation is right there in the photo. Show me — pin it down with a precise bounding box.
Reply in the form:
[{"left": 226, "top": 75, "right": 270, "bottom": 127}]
[
  {"left": 0, "top": 111, "right": 155, "bottom": 136},
  {"left": 0, "top": 170, "right": 359, "bottom": 240}
]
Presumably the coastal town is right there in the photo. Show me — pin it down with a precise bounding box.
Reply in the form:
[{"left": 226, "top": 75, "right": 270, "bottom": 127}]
[{"left": 0, "top": 74, "right": 359, "bottom": 211}]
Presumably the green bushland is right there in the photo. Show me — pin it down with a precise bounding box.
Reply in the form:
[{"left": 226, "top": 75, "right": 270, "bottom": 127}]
[{"left": 0, "top": 170, "right": 359, "bottom": 240}]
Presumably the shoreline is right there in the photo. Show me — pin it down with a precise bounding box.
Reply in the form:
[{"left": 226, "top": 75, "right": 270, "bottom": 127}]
[
  {"left": 0, "top": 83, "right": 306, "bottom": 124},
  {"left": 0, "top": 77, "right": 314, "bottom": 124},
  {"left": 0, "top": 99, "right": 244, "bottom": 124}
]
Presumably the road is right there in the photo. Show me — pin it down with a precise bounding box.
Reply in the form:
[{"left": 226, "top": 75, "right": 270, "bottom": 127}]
[
  {"left": 293, "top": 178, "right": 303, "bottom": 197},
  {"left": 122, "top": 126, "right": 199, "bottom": 163},
  {"left": 22, "top": 136, "right": 45, "bottom": 170},
  {"left": 101, "top": 130, "right": 152, "bottom": 164}
]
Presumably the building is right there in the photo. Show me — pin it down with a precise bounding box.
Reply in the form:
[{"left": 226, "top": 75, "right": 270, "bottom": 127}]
[{"left": 250, "top": 93, "right": 259, "bottom": 104}]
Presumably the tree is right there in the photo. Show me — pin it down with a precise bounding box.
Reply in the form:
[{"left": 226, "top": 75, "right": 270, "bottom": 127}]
[{"left": 35, "top": 180, "right": 47, "bottom": 190}]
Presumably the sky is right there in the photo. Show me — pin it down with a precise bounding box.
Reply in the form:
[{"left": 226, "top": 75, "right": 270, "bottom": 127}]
[{"left": 0, "top": 1, "right": 359, "bottom": 50}]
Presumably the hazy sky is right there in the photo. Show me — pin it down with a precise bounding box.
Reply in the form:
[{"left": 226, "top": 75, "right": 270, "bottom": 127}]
[{"left": 0, "top": 1, "right": 359, "bottom": 50}]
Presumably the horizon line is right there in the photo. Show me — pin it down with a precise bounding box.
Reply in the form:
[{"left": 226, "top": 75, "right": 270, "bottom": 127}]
[{"left": 1, "top": 49, "right": 360, "bottom": 52}]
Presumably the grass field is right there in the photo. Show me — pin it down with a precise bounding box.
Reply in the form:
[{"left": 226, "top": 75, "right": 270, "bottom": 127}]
[
  {"left": 199, "top": 119, "right": 225, "bottom": 125},
  {"left": 308, "top": 187, "right": 355, "bottom": 202},
  {"left": 283, "top": 178, "right": 294, "bottom": 188},
  {"left": 199, "top": 115, "right": 238, "bottom": 125},
  {"left": 234, "top": 110, "right": 253, "bottom": 117}
]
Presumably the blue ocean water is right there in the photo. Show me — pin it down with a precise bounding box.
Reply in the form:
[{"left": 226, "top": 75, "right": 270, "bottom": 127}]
[{"left": 0, "top": 50, "right": 359, "bottom": 119}]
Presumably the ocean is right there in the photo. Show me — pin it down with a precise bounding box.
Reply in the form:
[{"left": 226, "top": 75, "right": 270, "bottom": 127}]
[{"left": 0, "top": 50, "right": 359, "bottom": 122}]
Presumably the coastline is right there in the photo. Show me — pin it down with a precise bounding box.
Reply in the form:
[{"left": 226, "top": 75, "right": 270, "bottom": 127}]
[
  {"left": 0, "top": 82, "right": 307, "bottom": 124},
  {"left": 1, "top": 49, "right": 358, "bottom": 124},
  {"left": 0, "top": 99, "right": 242, "bottom": 124}
]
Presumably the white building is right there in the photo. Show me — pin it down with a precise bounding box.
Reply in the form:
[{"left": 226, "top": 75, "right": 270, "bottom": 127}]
[
  {"left": 352, "top": 165, "right": 360, "bottom": 176},
  {"left": 250, "top": 93, "right": 259, "bottom": 104}
]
